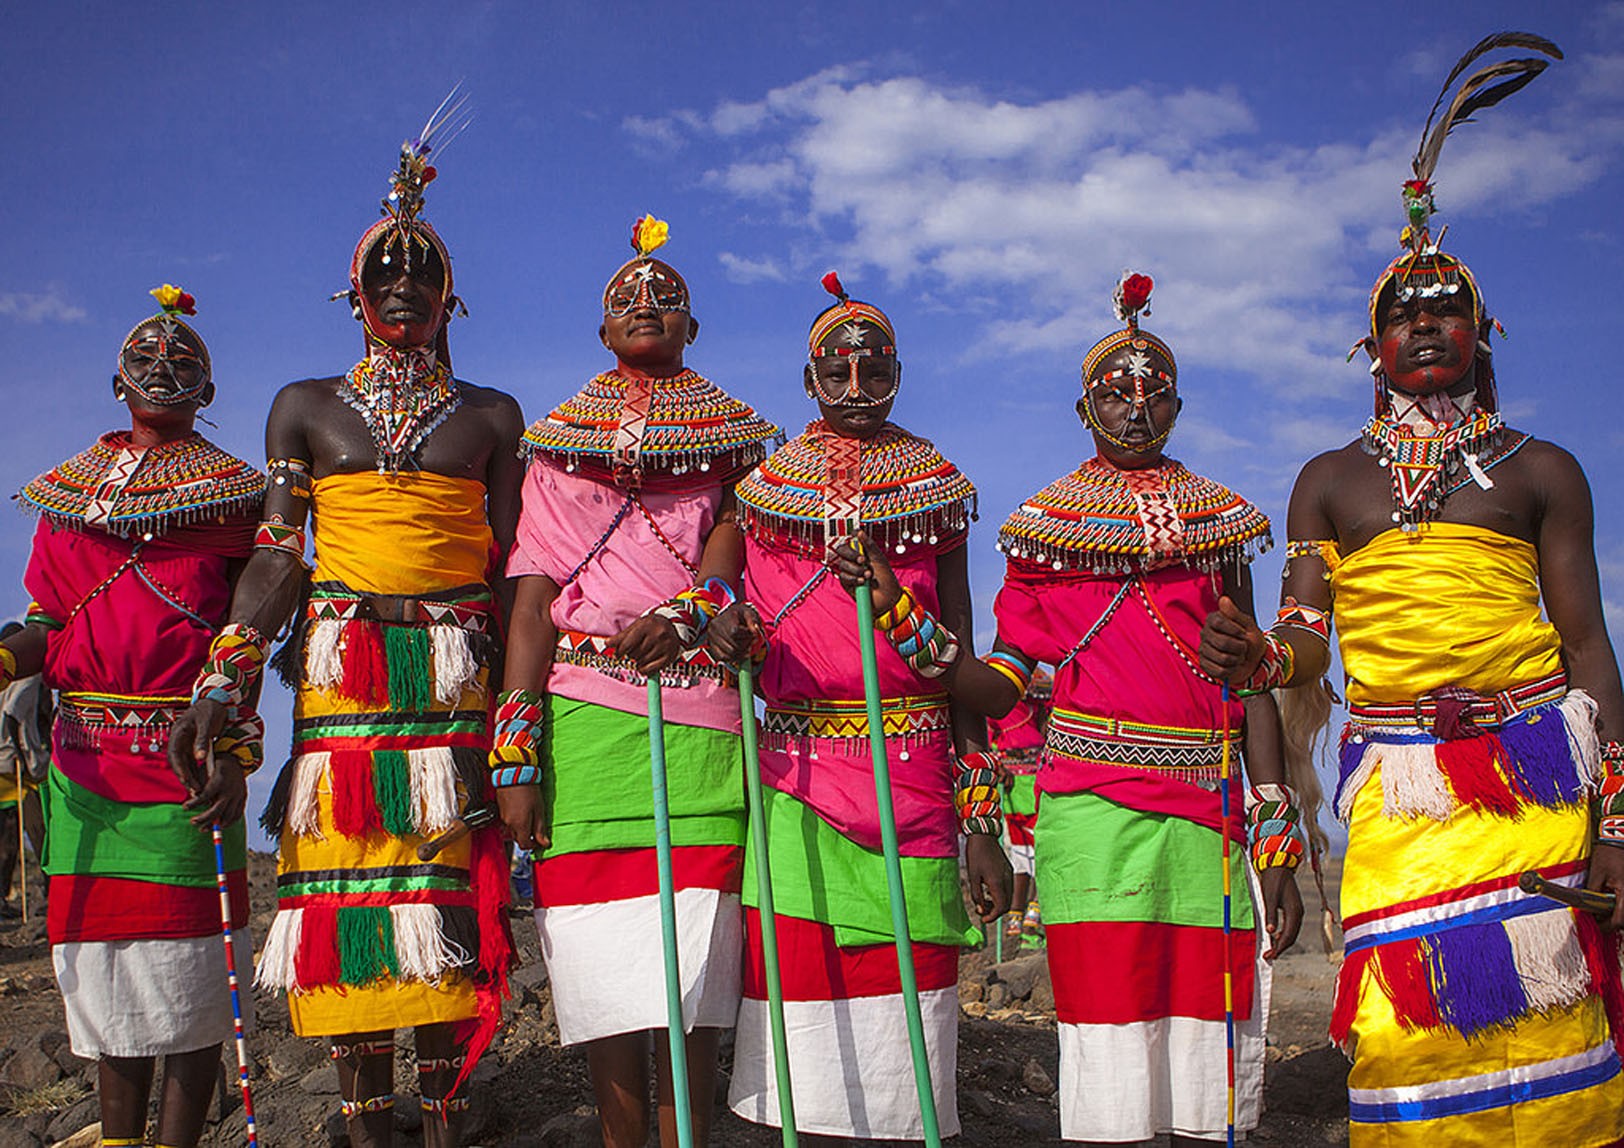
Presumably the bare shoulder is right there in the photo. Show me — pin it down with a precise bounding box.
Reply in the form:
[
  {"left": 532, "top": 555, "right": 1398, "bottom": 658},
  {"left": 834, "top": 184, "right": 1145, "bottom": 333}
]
[
  {"left": 1293, "top": 440, "right": 1366, "bottom": 494},
  {"left": 1510, "top": 434, "right": 1592, "bottom": 503},
  {"left": 455, "top": 379, "right": 525, "bottom": 431},
  {"left": 268, "top": 376, "right": 343, "bottom": 424}
]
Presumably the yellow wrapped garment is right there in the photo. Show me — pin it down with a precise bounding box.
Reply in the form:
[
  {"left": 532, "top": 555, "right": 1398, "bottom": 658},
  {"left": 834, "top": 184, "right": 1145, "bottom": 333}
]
[
  {"left": 1326, "top": 524, "right": 1624, "bottom": 1146},
  {"left": 1328, "top": 523, "right": 1561, "bottom": 707},
  {"left": 311, "top": 471, "right": 493, "bottom": 593}
]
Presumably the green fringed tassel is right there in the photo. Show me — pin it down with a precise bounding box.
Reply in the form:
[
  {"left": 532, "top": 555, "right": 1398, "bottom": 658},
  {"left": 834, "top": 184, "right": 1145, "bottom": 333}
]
[
  {"left": 337, "top": 905, "right": 399, "bottom": 985},
  {"left": 373, "top": 750, "right": 415, "bottom": 836},
  {"left": 384, "top": 626, "right": 433, "bottom": 712}
]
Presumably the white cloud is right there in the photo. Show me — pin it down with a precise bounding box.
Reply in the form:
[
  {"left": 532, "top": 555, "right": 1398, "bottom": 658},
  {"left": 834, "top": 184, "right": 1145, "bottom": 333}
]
[
  {"left": 718, "top": 252, "right": 787, "bottom": 284},
  {"left": 0, "top": 287, "right": 86, "bottom": 324},
  {"left": 647, "top": 67, "right": 1623, "bottom": 396}
]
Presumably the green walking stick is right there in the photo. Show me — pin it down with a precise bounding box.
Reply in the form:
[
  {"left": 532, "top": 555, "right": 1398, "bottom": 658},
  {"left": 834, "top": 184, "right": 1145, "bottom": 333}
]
[
  {"left": 854, "top": 573, "right": 943, "bottom": 1147},
  {"left": 648, "top": 678, "right": 694, "bottom": 1148},
  {"left": 738, "top": 661, "right": 799, "bottom": 1145}
]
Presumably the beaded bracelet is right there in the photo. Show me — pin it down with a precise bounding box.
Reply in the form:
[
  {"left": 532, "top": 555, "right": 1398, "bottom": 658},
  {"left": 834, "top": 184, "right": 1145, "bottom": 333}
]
[
  {"left": 647, "top": 576, "right": 738, "bottom": 650},
  {"left": 1235, "top": 632, "right": 1294, "bottom": 697},
  {"left": 1274, "top": 598, "right": 1330, "bottom": 645},
  {"left": 215, "top": 711, "right": 266, "bottom": 775},
  {"left": 873, "top": 590, "right": 961, "bottom": 678},
  {"left": 1247, "top": 783, "right": 1306, "bottom": 872},
  {"left": 489, "top": 688, "right": 545, "bottom": 788},
  {"left": 24, "top": 601, "right": 62, "bottom": 632},
  {"left": 954, "top": 751, "right": 1003, "bottom": 837},
  {"left": 192, "top": 623, "right": 269, "bottom": 708},
  {"left": 983, "top": 649, "right": 1035, "bottom": 696},
  {"left": 0, "top": 646, "right": 14, "bottom": 691},
  {"left": 255, "top": 516, "right": 310, "bottom": 567}
]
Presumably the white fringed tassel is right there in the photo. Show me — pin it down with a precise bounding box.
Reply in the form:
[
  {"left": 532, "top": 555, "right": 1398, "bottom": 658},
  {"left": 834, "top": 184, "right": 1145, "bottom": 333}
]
[
  {"left": 1560, "top": 690, "right": 1602, "bottom": 791},
  {"left": 390, "top": 904, "right": 469, "bottom": 984},
  {"left": 304, "top": 619, "right": 346, "bottom": 691},
  {"left": 431, "top": 624, "right": 480, "bottom": 705},
  {"left": 1505, "top": 908, "right": 1591, "bottom": 1014},
  {"left": 255, "top": 907, "right": 303, "bottom": 992},
  {"left": 286, "top": 752, "right": 331, "bottom": 838},
  {"left": 1377, "top": 741, "right": 1454, "bottom": 821},
  {"left": 1336, "top": 741, "right": 1381, "bottom": 823},
  {"left": 410, "top": 747, "right": 459, "bottom": 836}
]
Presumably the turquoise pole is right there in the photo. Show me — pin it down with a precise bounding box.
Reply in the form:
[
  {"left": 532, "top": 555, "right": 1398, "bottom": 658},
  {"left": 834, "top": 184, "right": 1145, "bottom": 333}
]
[{"left": 648, "top": 679, "right": 694, "bottom": 1148}]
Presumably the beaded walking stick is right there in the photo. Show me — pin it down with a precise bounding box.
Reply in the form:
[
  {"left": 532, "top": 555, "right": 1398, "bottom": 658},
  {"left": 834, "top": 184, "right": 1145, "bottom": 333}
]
[
  {"left": 1219, "top": 683, "right": 1236, "bottom": 1148},
  {"left": 647, "top": 679, "right": 694, "bottom": 1148},
  {"left": 738, "top": 662, "right": 799, "bottom": 1146},
  {"left": 854, "top": 565, "right": 943, "bottom": 1147},
  {"left": 212, "top": 813, "right": 258, "bottom": 1146}
]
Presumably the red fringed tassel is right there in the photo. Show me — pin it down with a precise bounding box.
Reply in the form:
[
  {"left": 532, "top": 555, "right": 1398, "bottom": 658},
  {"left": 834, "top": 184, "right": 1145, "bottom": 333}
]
[
  {"left": 447, "top": 821, "right": 513, "bottom": 1099},
  {"left": 339, "top": 619, "right": 389, "bottom": 707},
  {"left": 295, "top": 905, "right": 341, "bottom": 988},
  {"left": 1371, "top": 937, "right": 1444, "bottom": 1031},
  {"left": 1329, "top": 947, "right": 1373, "bottom": 1049},
  {"left": 1436, "top": 734, "right": 1520, "bottom": 817},
  {"left": 1576, "top": 912, "right": 1624, "bottom": 1050},
  {"left": 330, "top": 750, "right": 382, "bottom": 839}
]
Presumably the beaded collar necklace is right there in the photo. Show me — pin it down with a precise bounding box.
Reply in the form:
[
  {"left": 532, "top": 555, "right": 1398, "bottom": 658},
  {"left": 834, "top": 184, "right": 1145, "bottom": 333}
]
[
  {"left": 339, "top": 345, "right": 460, "bottom": 473},
  {"left": 1361, "top": 392, "right": 1503, "bottom": 530}
]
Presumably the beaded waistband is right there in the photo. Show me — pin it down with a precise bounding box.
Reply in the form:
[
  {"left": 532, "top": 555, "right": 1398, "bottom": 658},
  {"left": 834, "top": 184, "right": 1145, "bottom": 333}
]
[
  {"left": 555, "top": 629, "right": 732, "bottom": 688},
  {"left": 761, "top": 694, "right": 951, "bottom": 743},
  {"left": 1346, "top": 671, "right": 1567, "bottom": 735},
  {"left": 57, "top": 691, "right": 190, "bottom": 754},
  {"left": 306, "top": 582, "right": 492, "bottom": 632},
  {"left": 1045, "top": 706, "right": 1229, "bottom": 778}
]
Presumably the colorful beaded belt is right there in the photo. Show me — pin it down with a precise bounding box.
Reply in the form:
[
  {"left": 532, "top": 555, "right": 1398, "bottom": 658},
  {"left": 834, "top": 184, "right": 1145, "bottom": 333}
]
[
  {"left": 555, "top": 629, "right": 731, "bottom": 687},
  {"left": 57, "top": 691, "right": 190, "bottom": 754},
  {"left": 762, "top": 694, "right": 951, "bottom": 741},
  {"left": 1045, "top": 707, "right": 1227, "bottom": 775},
  {"left": 306, "top": 582, "right": 492, "bottom": 631},
  {"left": 1345, "top": 670, "right": 1568, "bottom": 732}
]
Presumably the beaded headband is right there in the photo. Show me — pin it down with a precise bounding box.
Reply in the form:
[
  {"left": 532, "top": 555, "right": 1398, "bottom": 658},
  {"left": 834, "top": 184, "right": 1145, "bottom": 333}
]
[
  {"left": 1080, "top": 272, "right": 1175, "bottom": 388},
  {"left": 603, "top": 215, "right": 690, "bottom": 316},
  {"left": 808, "top": 271, "right": 896, "bottom": 357},
  {"left": 118, "top": 284, "right": 212, "bottom": 406}
]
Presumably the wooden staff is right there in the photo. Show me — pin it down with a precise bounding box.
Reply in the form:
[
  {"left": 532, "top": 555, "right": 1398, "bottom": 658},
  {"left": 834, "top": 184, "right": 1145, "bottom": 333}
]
[
  {"left": 738, "top": 661, "right": 798, "bottom": 1145},
  {"left": 415, "top": 803, "right": 497, "bottom": 862},
  {"left": 1219, "top": 683, "right": 1236, "bottom": 1148},
  {"left": 1518, "top": 871, "right": 1619, "bottom": 916},
  {"left": 648, "top": 678, "right": 694, "bottom": 1148}
]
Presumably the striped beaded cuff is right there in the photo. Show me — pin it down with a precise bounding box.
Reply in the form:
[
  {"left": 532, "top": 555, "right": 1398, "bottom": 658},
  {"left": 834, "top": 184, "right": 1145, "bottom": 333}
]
[
  {"left": 255, "top": 516, "right": 310, "bottom": 567},
  {"left": 874, "top": 589, "right": 915, "bottom": 632},
  {"left": 881, "top": 592, "right": 961, "bottom": 679},
  {"left": 192, "top": 623, "right": 268, "bottom": 707},
  {"left": 1236, "top": 632, "right": 1294, "bottom": 697},
  {"left": 422, "top": 1096, "right": 471, "bottom": 1115},
  {"left": 983, "top": 649, "right": 1035, "bottom": 695},
  {"left": 650, "top": 576, "right": 737, "bottom": 650},
  {"left": 339, "top": 1094, "right": 394, "bottom": 1118},
  {"left": 490, "top": 688, "right": 545, "bottom": 788},
  {"left": 955, "top": 750, "right": 1003, "bottom": 837},
  {"left": 215, "top": 710, "right": 265, "bottom": 775},
  {"left": 1247, "top": 783, "right": 1306, "bottom": 872},
  {"left": 1274, "top": 597, "right": 1330, "bottom": 645},
  {"left": 1596, "top": 765, "right": 1624, "bottom": 847}
]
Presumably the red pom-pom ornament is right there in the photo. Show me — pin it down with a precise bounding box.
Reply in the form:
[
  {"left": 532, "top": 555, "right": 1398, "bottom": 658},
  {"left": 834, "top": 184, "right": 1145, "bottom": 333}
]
[
  {"left": 821, "top": 270, "right": 847, "bottom": 302},
  {"left": 1120, "top": 274, "right": 1153, "bottom": 311}
]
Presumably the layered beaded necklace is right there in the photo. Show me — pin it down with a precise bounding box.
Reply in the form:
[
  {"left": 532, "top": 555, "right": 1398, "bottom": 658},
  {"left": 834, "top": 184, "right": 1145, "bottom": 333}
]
[
  {"left": 339, "top": 345, "right": 460, "bottom": 473},
  {"left": 1361, "top": 390, "right": 1503, "bottom": 530}
]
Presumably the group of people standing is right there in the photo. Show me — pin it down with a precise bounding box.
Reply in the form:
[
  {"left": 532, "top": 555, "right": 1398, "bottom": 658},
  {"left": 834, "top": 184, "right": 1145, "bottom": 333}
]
[{"left": 4, "top": 31, "right": 1623, "bottom": 1148}]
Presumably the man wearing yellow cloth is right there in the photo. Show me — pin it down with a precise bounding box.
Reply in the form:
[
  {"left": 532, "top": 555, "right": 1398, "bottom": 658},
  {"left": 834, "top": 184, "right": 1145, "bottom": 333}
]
[
  {"left": 170, "top": 100, "right": 524, "bottom": 1148},
  {"left": 1200, "top": 34, "right": 1624, "bottom": 1148}
]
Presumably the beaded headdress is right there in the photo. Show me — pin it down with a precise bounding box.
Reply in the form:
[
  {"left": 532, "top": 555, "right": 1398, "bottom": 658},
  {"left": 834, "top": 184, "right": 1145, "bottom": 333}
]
[
  {"left": 1360, "top": 33, "right": 1562, "bottom": 414},
  {"left": 808, "top": 271, "right": 896, "bottom": 358},
  {"left": 602, "top": 215, "right": 689, "bottom": 316},
  {"left": 346, "top": 86, "right": 471, "bottom": 312},
  {"left": 118, "top": 284, "right": 211, "bottom": 407},
  {"left": 1079, "top": 272, "right": 1177, "bottom": 454}
]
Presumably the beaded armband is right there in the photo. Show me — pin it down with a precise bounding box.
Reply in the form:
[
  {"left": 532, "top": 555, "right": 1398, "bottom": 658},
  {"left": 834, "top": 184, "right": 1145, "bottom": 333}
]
[
  {"left": 192, "top": 623, "right": 268, "bottom": 708},
  {"left": 215, "top": 711, "right": 266, "bottom": 775},
  {"left": 1236, "top": 632, "right": 1294, "bottom": 697},
  {"left": 0, "top": 646, "right": 15, "bottom": 691},
  {"left": 490, "top": 688, "right": 546, "bottom": 787},
  {"left": 1282, "top": 539, "right": 1334, "bottom": 583},
  {"left": 984, "top": 649, "right": 1035, "bottom": 695},
  {"left": 1247, "top": 783, "right": 1306, "bottom": 872},
  {"left": 255, "top": 515, "right": 310, "bottom": 567},
  {"left": 339, "top": 1094, "right": 395, "bottom": 1118},
  {"left": 954, "top": 750, "right": 1003, "bottom": 837},
  {"left": 648, "top": 576, "right": 737, "bottom": 650},
  {"left": 1274, "top": 597, "right": 1330, "bottom": 645},
  {"left": 267, "top": 457, "right": 313, "bottom": 500},
  {"left": 24, "top": 601, "right": 62, "bottom": 632},
  {"left": 1597, "top": 741, "right": 1624, "bottom": 847},
  {"left": 874, "top": 589, "right": 961, "bottom": 679},
  {"left": 422, "top": 1096, "right": 471, "bottom": 1116}
]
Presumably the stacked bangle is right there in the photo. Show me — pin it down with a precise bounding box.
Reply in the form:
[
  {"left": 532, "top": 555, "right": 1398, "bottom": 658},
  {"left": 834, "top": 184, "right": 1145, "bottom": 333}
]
[
  {"left": 983, "top": 649, "right": 1034, "bottom": 695},
  {"left": 648, "top": 576, "right": 738, "bottom": 650},
  {"left": 489, "top": 688, "right": 545, "bottom": 788},
  {"left": 954, "top": 750, "right": 1003, "bottom": 837},
  {"left": 1236, "top": 632, "right": 1295, "bottom": 696},
  {"left": 1247, "top": 783, "right": 1306, "bottom": 872},
  {"left": 192, "top": 622, "right": 268, "bottom": 708},
  {"left": 215, "top": 711, "right": 266, "bottom": 775},
  {"left": 874, "top": 589, "right": 961, "bottom": 679},
  {"left": 1597, "top": 741, "right": 1624, "bottom": 847}
]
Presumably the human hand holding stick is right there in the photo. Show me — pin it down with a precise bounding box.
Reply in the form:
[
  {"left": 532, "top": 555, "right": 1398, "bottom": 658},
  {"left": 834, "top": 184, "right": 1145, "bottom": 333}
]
[{"left": 1518, "top": 871, "right": 1619, "bottom": 917}]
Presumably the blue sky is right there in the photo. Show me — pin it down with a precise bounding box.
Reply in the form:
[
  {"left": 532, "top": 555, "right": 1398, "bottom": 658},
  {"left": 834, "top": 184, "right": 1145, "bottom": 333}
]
[{"left": 2, "top": 3, "right": 1621, "bottom": 839}]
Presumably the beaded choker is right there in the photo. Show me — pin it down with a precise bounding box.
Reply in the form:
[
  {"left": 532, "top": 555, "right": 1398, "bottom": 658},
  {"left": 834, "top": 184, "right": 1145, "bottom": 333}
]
[
  {"left": 997, "top": 457, "right": 1270, "bottom": 574},
  {"left": 18, "top": 431, "right": 264, "bottom": 538},
  {"left": 737, "top": 421, "right": 978, "bottom": 559},
  {"left": 521, "top": 369, "right": 782, "bottom": 489},
  {"left": 338, "top": 347, "right": 460, "bottom": 473},
  {"left": 1361, "top": 404, "right": 1504, "bottom": 530}
]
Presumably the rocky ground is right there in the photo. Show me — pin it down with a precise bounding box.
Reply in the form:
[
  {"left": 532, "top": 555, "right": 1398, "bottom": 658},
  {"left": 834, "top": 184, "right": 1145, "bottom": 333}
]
[{"left": 0, "top": 855, "right": 1350, "bottom": 1147}]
